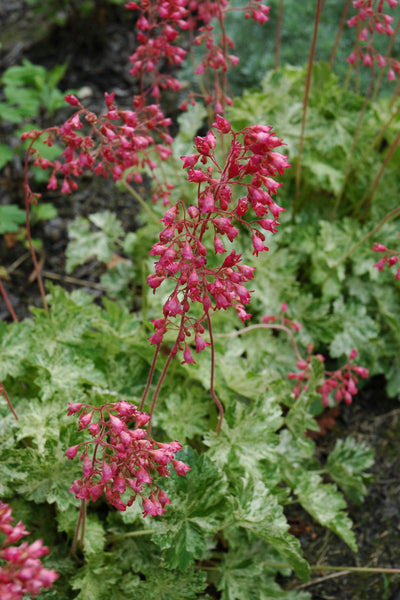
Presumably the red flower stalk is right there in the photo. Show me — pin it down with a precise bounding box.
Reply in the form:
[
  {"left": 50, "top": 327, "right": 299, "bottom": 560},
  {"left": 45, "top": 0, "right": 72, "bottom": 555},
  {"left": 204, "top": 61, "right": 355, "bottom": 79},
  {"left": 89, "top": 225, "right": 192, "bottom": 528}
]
[
  {"left": 288, "top": 347, "right": 369, "bottom": 407},
  {"left": 22, "top": 92, "right": 174, "bottom": 205},
  {"left": 66, "top": 402, "right": 190, "bottom": 515},
  {"left": 347, "top": 0, "right": 400, "bottom": 79},
  {"left": 372, "top": 237, "right": 400, "bottom": 278},
  {"left": 147, "top": 117, "right": 290, "bottom": 363},
  {"left": 183, "top": 0, "right": 270, "bottom": 113},
  {"left": 0, "top": 502, "right": 58, "bottom": 600}
]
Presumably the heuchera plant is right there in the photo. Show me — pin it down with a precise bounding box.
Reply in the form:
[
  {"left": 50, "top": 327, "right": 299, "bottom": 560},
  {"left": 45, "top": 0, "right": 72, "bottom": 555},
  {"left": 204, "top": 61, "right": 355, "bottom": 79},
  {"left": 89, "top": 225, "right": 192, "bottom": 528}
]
[
  {"left": 4, "top": 0, "right": 400, "bottom": 596},
  {"left": 0, "top": 501, "right": 58, "bottom": 599}
]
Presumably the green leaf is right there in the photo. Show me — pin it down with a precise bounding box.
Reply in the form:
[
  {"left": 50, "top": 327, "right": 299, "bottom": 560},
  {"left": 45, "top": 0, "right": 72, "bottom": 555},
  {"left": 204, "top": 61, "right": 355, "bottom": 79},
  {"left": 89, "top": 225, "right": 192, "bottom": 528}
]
[
  {"left": 32, "top": 345, "right": 106, "bottom": 401},
  {"left": 31, "top": 202, "right": 58, "bottom": 222},
  {"left": 204, "top": 396, "right": 283, "bottom": 479},
  {"left": 71, "top": 555, "right": 119, "bottom": 600},
  {"left": 133, "top": 567, "right": 207, "bottom": 600},
  {"left": 0, "top": 143, "right": 14, "bottom": 169},
  {"left": 13, "top": 444, "right": 81, "bottom": 511},
  {"left": 293, "top": 471, "right": 357, "bottom": 551},
  {"left": 66, "top": 211, "right": 124, "bottom": 273},
  {"left": 330, "top": 299, "right": 379, "bottom": 360},
  {"left": 152, "top": 448, "right": 227, "bottom": 570},
  {"left": 284, "top": 357, "right": 324, "bottom": 450},
  {"left": 217, "top": 545, "right": 311, "bottom": 600},
  {"left": 83, "top": 515, "right": 106, "bottom": 557},
  {"left": 0, "top": 320, "right": 33, "bottom": 379},
  {"left": 231, "top": 478, "right": 310, "bottom": 581},
  {"left": 0, "top": 204, "right": 26, "bottom": 233},
  {"left": 156, "top": 389, "right": 209, "bottom": 441},
  {"left": 325, "top": 437, "right": 374, "bottom": 504}
]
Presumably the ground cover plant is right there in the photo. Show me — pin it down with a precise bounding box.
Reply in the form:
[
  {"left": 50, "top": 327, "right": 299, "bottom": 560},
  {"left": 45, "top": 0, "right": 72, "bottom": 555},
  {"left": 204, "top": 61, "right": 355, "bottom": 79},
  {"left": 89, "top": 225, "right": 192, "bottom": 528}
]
[{"left": 1, "top": 0, "right": 400, "bottom": 598}]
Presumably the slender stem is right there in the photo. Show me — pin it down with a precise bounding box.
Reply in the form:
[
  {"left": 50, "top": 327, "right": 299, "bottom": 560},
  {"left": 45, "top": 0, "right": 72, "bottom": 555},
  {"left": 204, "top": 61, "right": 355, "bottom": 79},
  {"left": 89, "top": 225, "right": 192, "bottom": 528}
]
[
  {"left": 330, "top": 65, "right": 375, "bottom": 220},
  {"left": 294, "top": 0, "right": 323, "bottom": 215},
  {"left": 71, "top": 500, "right": 86, "bottom": 554},
  {"left": 310, "top": 565, "right": 400, "bottom": 575},
  {"left": 107, "top": 529, "right": 155, "bottom": 543},
  {"left": 0, "top": 381, "right": 18, "bottom": 421},
  {"left": 329, "top": 205, "right": 400, "bottom": 272},
  {"left": 24, "top": 142, "right": 48, "bottom": 313},
  {"left": 262, "top": 561, "right": 400, "bottom": 575},
  {"left": 329, "top": 0, "right": 351, "bottom": 68},
  {"left": 357, "top": 127, "right": 400, "bottom": 220},
  {"left": 0, "top": 279, "right": 18, "bottom": 322},
  {"left": 389, "top": 78, "right": 400, "bottom": 111},
  {"left": 216, "top": 0, "right": 228, "bottom": 113},
  {"left": 216, "top": 323, "right": 303, "bottom": 362},
  {"left": 120, "top": 180, "right": 159, "bottom": 223},
  {"left": 274, "top": 0, "right": 284, "bottom": 71},
  {"left": 146, "top": 317, "right": 186, "bottom": 435},
  {"left": 140, "top": 344, "right": 161, "bottom": 411},
  {"left": 346, "top": 103, "right": 400, "bottom": 189},
  {"left": 206, "top": 312, "right": 224, "bottom": 434}
]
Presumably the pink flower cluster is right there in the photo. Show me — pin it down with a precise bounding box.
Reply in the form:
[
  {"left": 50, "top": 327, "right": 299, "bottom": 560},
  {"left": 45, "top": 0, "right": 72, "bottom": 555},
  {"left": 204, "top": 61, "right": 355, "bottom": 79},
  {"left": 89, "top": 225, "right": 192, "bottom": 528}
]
[
  {"left": 372, "top": 239, "right": 400, "bottom": 278},
  {"left": 66, "top": 401, "right": 190, "bottom": 516},
  {"left": 22, "top": 92, "right": 174, "bottom": 205},
  {"left": 0, "top": 501, "right": 58, "bottom": 600},
  {"left": 125, "top": 0, "right": 189, "bottom": 101},
  {"left": 124, "top": 0, "right": 271, "bottom": 115},
  {"left": 289, "top": 348, "right": 369, "bottom": 407},
  {"left": 184, "top": 0, "right": 270, "bottom": 112},
  {"left": 347, "top": 0, "right": 400, "bottom": 78},
  {"left": 147, "top": 116, "right": 290, "bottom": 363}
]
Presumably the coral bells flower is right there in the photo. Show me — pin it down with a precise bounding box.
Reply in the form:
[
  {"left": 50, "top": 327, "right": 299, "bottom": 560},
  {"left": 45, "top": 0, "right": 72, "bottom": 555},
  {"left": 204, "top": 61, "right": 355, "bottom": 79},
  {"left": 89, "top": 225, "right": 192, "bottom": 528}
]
[
  {"left": 289, "top": 348, "right": 369, "bottom": 407},
  {"left": 65, "top": 402, "right": 190, "bottom": 516},
  {"left": 146, "top": 118, "right": 289, "bottom": 362},
  {"left": 0, "top": 501, "right": 58, "bottom": 599},
  {"left": 347, "top": 0, "right": 400, "bottom": 77},
  {"left": 372, "top": 237, "right": 400, "bottom": 279}
]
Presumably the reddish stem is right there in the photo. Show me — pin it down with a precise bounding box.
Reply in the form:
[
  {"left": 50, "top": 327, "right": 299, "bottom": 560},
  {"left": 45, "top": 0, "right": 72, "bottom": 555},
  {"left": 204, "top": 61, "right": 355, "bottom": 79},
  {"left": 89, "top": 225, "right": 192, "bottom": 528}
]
[
  {"left": 274, "top": 0, "right": 284, "bottom": 71},
  {"left": 206, "top": 311, "right": 224, "bottom": 433},
  {"left": 0, "top": 279, "right": 18, "bottom": 322},
  {"left": 140, "top": 344, "right": 160, "bottom": 411},
  {"left": 0, "top": 381, "right": 18, "bottom": 421},
  {"left": 329, "top": 0, "right": 351, "bottom": 68},
  {"left": 24, "top": 139, "right": 48, "bottom": 313},
  {"left": 294, "top": 0, "right": 323, "bottom": 214}
]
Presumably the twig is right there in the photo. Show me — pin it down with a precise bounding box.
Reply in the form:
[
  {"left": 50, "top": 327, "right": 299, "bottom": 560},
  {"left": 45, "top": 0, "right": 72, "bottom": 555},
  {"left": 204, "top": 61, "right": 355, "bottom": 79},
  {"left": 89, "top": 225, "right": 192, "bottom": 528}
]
[
  {"left": 296, "top": 570, "right": 350, "bottom": 590},
  {"left": 41, "top": 270, "right": 107, "bottom": 291},
  {"left": 215, "top": 323, "right": 303, "bottom": 362}
]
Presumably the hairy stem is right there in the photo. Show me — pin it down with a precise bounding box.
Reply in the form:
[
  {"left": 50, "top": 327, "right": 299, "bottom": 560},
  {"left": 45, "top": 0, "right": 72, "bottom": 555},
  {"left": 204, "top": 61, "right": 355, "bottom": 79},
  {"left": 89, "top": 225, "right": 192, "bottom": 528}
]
[
  {"left": 71, "top": 500, "right": 86, "bottom": 554},
  {"left": 140, "top": 344, "right": 161, "bottom": 411},
  {"left": 293, "top": 0, "right": 323, "bottom": 216},
  {"left": 357, "top": 127, "right": 400, "bottom": 220},
  {"left": 24, "top": 141, "right": 48, "bottom": 313},
  {"left": 274, "top": 0, "right": 284, "bottom": 71},
  {"left": 329, "top": 0, "right": 351, "bottom": 68},
  {"left": 206, "top": 312, "right": 224, "bottom": 434},
  {"left": 0, "top": 279, "right": 18, "bottom": 322},
  {"left": 330, "top": 65, "right": 375, "bottom": 220},
  {"left": 120, "top": 180, "right": 159, "bottom": 223},
  {"left": 0, "top": 381, "right": 18, "bottom": 421}
]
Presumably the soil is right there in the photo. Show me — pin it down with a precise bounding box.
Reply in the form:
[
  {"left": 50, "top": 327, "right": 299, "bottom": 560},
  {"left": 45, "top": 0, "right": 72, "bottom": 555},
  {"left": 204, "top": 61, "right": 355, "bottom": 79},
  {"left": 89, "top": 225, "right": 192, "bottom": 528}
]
[{"left": 1, "top": 3, "right": 400, "bottom": 599}]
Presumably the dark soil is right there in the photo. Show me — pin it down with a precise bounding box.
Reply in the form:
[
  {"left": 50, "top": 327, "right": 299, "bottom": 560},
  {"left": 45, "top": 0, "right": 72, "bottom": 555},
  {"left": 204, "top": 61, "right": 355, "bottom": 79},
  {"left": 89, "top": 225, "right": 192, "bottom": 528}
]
[{"left": 1, "top": 3, "right": 400, "bottom": 599}]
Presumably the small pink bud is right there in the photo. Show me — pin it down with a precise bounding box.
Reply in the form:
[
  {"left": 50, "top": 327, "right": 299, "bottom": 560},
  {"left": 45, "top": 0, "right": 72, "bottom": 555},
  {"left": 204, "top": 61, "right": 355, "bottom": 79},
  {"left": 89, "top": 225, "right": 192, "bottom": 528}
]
[
  {"left": 65, "top": 444, "right": 80, "bottom": 459},
  {"left": 64, "top": 94, "right": 80, "bottom": 106},
  {"left": 349, "top": 349, "right": 358, "bottom": 360}
]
